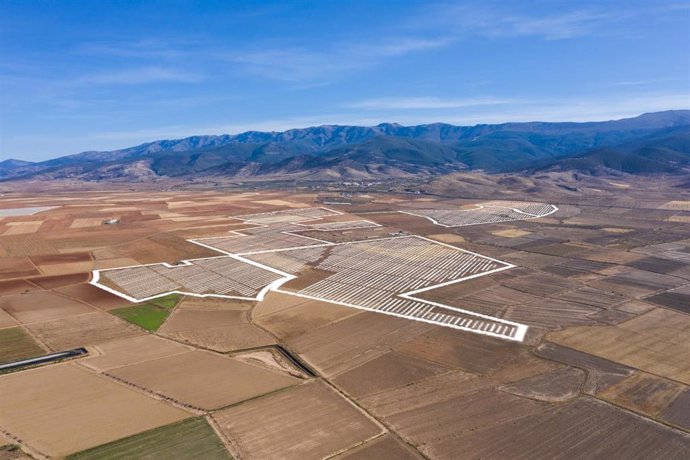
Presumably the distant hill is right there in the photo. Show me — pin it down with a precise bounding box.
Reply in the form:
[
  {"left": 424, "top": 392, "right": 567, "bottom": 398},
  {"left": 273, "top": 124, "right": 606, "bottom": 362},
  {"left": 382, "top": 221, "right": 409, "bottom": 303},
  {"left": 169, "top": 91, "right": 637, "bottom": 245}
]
[
  {"left": 2, "top": 110, "right": 689, "bottom": 182},
  {"left": 532, "top": 126, "right": 690, "bottom": 175}
]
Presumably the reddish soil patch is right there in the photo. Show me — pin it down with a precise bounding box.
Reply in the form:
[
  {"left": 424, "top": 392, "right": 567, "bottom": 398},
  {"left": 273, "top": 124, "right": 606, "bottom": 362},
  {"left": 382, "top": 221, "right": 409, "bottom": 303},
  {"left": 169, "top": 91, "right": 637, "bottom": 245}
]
[
  {"left": 27, "top": 273, "right": 89, "bottom": 290},
  {"left": 0, "top": 257, "right": 40, "bottom": 280},
  {"left": 334, "top": 435, "right": 422, "bottom": 460},
  {"left": 30, "top": 252, "right": 91, "bottom": 265},
  {"left": 0, "top": 279, "right": 39, "bottom": 295},
  {"left": 55, "top": 283, "right": 128, "bottom": 310}
]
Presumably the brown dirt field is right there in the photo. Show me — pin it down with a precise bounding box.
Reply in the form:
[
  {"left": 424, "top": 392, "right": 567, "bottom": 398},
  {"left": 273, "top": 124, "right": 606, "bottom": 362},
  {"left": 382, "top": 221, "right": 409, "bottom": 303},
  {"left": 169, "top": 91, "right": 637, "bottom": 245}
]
[
  {"left": 505, "top": 298, "right": 601, "bottom": 329},
  {"left": 26, "top": 273, "right": 89, "bottom": 289},
  {"left": 280, "top": 267, "right": 335, "bottom": 291},
  {"left": 0, "top": 280, "right": 39, "bottom": 296},
  {"left": 214, "top": 381, "right": 382, "bottom": 460},
  {"left": 363, "top": 382, "right": 545, "bottom": 458},
  {"left": 55, "top": 283, "right": 128, "bottom": 310},
  {"left": 419, "top": 396, "right": 689, "bottom": 459},
  {"left": 450, "top": 285, "right": 542, "bottom": 317},
  {"left": 548, "top": 308, "right": 690, "bottom": 384},
  {"left": 615, "top": 300, "right": 656, "bottom": 315},
  {"left": 499, "top": 272, "right": 581, "bottom": 297},
  {"left": 287, "top": 312, "right": 432, "bottom": 378},
  {"left": 0, "top": 364, "right": 190, "bottom": 458},
  {"left": 0, "top": 257, "right": 40, "bottom": 280},
  {"left": 160, "top": 308, "right": 246, "bottom": 331},
  {"left": 26, "top": 312, "right": 145, "bottom": 350},
  {"left": 0, "top": 291, "right": 96, "bottom": 324},
  {"left": 177, "top": 296, "right": 253, "bottom": 311},
  {"left": 535, "top": 342, "right": 634, "bottom": 394},
  {"left": 159, "top": 308, "right": 276, "bottom": 352},
  {"left": 115, "top": 234, "right": 219, "bottom": 264},
  {"left": 333, "top": 350, "right": 448, "bottom": 399},
  {"left": 499, "top": 367, "right": 585, "bottom": 402},
  {"left": 587, "top": 308, "right": 636, "bottom": 325},
  {"left": 163, "top": 324, "right": 275, "bottom": 352},
  {"left": 597, "top": 371, "right": 686, "bottom": 417},
  {"left": 81, "top": 335, "right": 192, "bottom": 372},
  {"left": 661, "top": 388, "right": 690, "bottom": 430},
  {"left": 253, "top": 292, "right": 362, "bottom": 341},
  {"left": 30, "top": 252, "right": 91, "bottom": 265},
  {"left": 427, "top": 233, "right": 465, "bottom": 244},
  {"left": 396, "top": 327, "right": 535, "bottom": 376},
  {"left": 0, "top": 308, "right": 18, "bottom": 328},
  {"left": 109, "top": 350, "right": 299, "bottom": 410},
  {"left": 93, "top": 257, "right": 141, "bottom": 269},
  {"left": 0, "top": 327, "right": 46, "bottom": 362},
  {"left": 334, "top": 435, "right": 423, "bottom": 460}
]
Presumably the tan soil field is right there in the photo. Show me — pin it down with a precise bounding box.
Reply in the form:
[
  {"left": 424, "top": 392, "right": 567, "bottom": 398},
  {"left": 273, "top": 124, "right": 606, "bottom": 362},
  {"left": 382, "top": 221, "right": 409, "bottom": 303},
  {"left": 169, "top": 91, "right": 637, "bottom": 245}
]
[
  {"left": 0, "top": 257, "right": 40, "bottom": 280},
  {"left": 70, "top": 217, "right": 106, "bottom": 228},
  {"left": 159, "top": 308, "right": 276, "bottom": 352},
  {"left": 252, "top": 199, "right": 307, "bottom": 207},
  {"left": 0, "top": 291, "right": 95, "bottom": 324},
  {"left": 287, "top": 312, "right": 432, "bottom": 377},
  {"left": 27, "top": 312, "right": 145, "bottom": 350},
  {"left": 214, "top": 381, "right": 382, "bottom": 460},
  {"left": 82, "top": 335, "right": 192, "bottom": 372},
  {"left": 334, "top": 350, "right": 448, "bottom": 399},
  {"left": 334, "top": 435, "right": 423, "bottom": 459},
  {"left": 660, "top": 200, "right": 690, "bottom": 210},
  {"left": 492, "top": 228, "right": 533, "bottom": 238},
  {"left": 253, "top": 292, "right": 362, "bottom": 340},
  {"left": 596, "top": 371, "right": 686, "bottom": 416},
  {"left": 109, "top": 350, "right": 299, "bottom": 410},
  {"left": 2, "top": 221, "right": 43, "bottom": 235},
  {"left": 549, "top": 308, "right": 690, "bottom": 384},
  {"left": 499, "top": 367, "right": 585, "bottom": 402},
  {"left": 36, "top": 261, "right": 94, "bottom": 276},
  {"left": 0, "top": 308, "right": 18, "bottom": 328},
  {"left": 0, "top": 364, "right": 190, "bottom": 457},
  {"left": 427, "top": 233, "right": 465, "bottom": 244}
]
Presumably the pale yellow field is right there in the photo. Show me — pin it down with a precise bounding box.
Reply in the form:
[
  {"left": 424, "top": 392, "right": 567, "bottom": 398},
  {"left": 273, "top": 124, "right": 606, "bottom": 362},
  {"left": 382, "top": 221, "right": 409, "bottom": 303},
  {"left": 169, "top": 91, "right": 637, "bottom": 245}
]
[{"left": 0, "top": 364, "right": 190, "bottom": 457}]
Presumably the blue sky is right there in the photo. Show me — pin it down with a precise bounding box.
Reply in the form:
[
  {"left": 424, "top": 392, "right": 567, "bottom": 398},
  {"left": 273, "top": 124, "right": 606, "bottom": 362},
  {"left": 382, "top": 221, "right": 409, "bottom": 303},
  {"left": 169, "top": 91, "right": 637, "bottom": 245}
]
[{"left": 1, "top": 0, "right": 689, "bottom": 161}]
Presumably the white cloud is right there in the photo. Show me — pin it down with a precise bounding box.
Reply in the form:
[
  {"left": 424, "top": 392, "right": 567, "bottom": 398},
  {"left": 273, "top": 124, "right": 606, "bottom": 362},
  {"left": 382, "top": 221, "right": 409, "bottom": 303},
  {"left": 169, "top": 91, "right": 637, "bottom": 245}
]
[
  {"left": 75, "top": 66, "right": 204, "bottom": 85},
  {"left": 347, "top": 97, "right": 519, "bottom": 110}
]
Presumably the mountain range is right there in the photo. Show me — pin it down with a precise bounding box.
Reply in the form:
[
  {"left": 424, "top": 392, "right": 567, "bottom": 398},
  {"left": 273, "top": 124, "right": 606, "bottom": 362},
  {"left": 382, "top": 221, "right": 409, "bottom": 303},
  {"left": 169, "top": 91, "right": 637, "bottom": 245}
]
[{"left": 2, "top": 110, "right": 689, "bottom": 182}]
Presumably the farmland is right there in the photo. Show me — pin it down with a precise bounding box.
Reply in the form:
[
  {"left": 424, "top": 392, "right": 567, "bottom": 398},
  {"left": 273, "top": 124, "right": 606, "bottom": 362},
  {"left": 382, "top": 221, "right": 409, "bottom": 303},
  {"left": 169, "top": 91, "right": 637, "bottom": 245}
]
[{"left": 0, "top": 185, "right": 688, "bottom": 458}]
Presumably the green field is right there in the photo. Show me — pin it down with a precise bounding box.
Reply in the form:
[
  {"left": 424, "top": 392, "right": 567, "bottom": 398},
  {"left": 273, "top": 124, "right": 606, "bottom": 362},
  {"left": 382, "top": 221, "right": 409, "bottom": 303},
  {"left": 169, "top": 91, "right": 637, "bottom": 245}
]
[
  {"left": 0, "top": 327, "right": 45, "bottom": 363},
  {"left": 68, "top": 417, "right": 230, "bottom": 460},
  {"left": 110, "top": 294, "right": 181, "bottom": 331}
]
